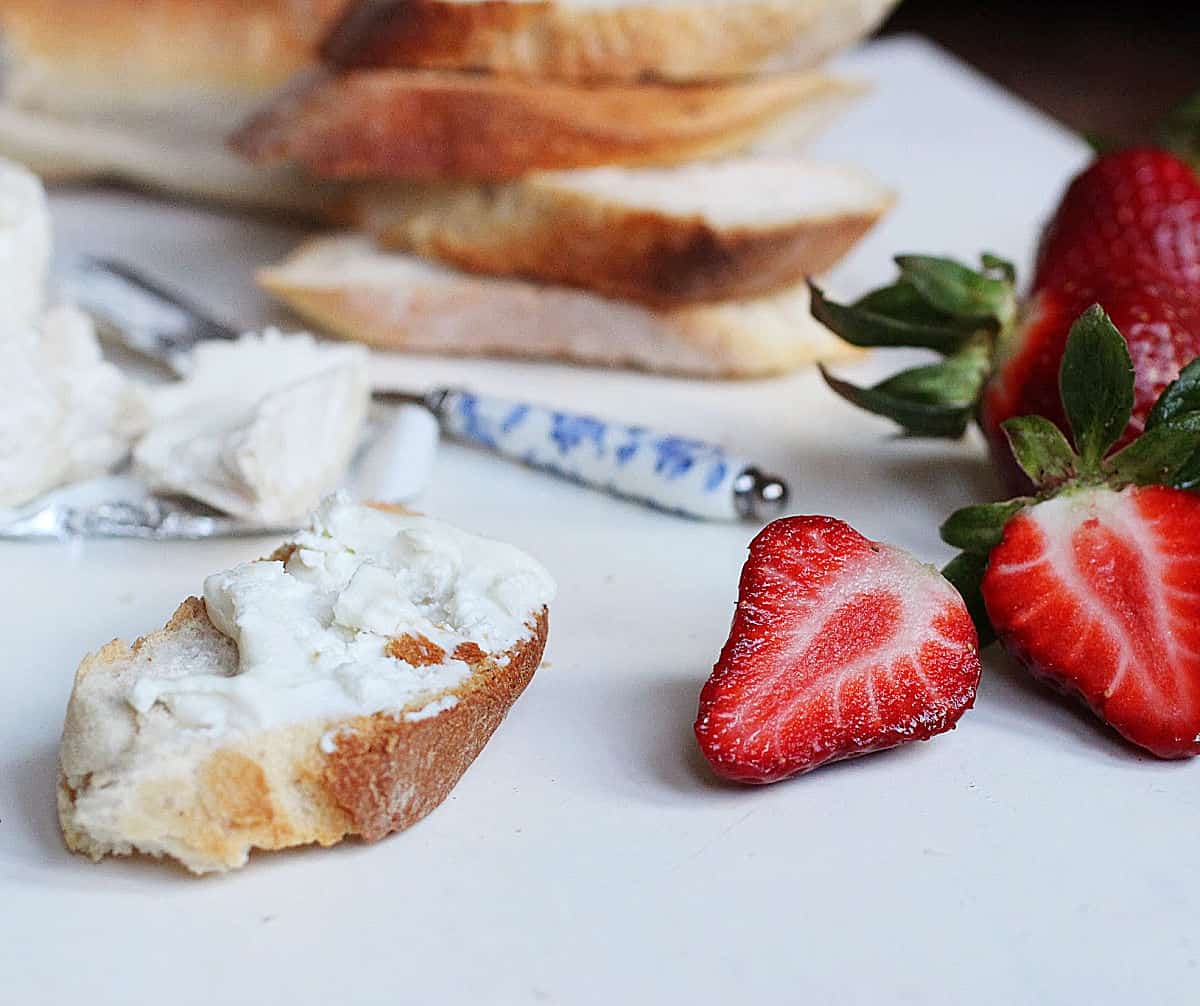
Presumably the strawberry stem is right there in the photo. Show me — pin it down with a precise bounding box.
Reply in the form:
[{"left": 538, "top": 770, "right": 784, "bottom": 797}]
[
  {"left": 941, "top": 551, "right": 995, "bottom": 647},
  {"left": 812, "top": 255, "right": 1017, "bottom": 439},
  {"left": 1001, "top": 416, "right": 1078, "bottom": 487},
  {"left": 1058, "top": 306, "right": 1135, "bottom": 473},
  {"left": 1156, "top": 90, "right": 1200, "bottom": 174}
]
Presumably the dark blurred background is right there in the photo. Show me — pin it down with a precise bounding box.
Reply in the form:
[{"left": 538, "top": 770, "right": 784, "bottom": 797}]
[{"left": 881, "top": 0, "right": 1200, "bottom": 145}]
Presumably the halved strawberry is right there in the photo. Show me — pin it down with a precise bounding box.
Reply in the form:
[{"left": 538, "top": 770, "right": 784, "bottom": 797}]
[
  {"left": 943, "top": 305, "right": 1200, "bottom": 757},
  {"left": 695, "top": 516, "right": 981, "bottom": 783},
  {"left": 981, "top": 485, "right": 1200, "bottom": 756}
]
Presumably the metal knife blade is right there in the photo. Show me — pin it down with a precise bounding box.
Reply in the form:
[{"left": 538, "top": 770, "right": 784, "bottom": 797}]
[{"left": 0, "top": 497, "right": 290, "bottom": 541}]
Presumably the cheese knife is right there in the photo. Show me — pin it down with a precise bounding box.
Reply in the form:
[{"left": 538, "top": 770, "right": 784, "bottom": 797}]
[{"left": 54, "top": 256, "right": 790, "bottom": 524}]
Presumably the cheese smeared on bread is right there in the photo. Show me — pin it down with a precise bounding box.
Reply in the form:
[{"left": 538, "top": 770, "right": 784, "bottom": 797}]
[{"left": 58, "top": 495, "right": 555, "bottom": 873}]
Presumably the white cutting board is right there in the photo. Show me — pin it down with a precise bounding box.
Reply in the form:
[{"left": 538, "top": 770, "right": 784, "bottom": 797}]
[{"left": 3, "top": 36, "right": 1186, "bottom": 1006}]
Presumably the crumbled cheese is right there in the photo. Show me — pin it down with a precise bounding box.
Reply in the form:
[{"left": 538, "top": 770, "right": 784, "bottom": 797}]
[
  {"left": 0, "top": 159, "right": 147, "bottom": 506},
  {"left": 128, "top": 494, "right": 556, "bottom": 735},
  {"left": 134, "top": 330, "right": 370, "bottom": 523},
  {"left": 0, "top": 305, "right": 146, "bottom": 507},
  {"left": 0, "top": 157, "right": 50, "bottom": 327}
]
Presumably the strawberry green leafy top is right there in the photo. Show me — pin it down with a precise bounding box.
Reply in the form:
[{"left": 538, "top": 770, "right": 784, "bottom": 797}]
[{"left": 940, "top": 305, "right": 1200, "bottom": 642}]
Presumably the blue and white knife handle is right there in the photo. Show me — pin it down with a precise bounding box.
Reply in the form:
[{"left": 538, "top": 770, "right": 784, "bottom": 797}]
[{"left": 431, "top": 388, "right": 788, "bottom": 521}]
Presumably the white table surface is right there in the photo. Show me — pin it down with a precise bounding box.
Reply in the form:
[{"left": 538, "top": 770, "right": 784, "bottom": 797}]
[{"left": 4, "top": 36, "right": 1191, "bottom": 1006}]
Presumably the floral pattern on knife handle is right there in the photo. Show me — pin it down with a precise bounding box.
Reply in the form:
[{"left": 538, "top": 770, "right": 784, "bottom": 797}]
[{"left": 438, "top": 390, "right": 750, "bottom": 520}]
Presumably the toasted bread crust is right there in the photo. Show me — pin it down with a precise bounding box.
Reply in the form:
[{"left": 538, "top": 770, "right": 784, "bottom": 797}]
[
  {"left": 320, "top": 0, "right": 898, "bottom": 83},
  {"left": 363, "top": 183, "right": 891, "bottom": 307},
  {"left": 231, "top": 69, "right": 861, "bottom": 180},
  {"left": 0, "top": 1, "right": 352, "bottom": 211},
  {"left": 58, "top": 598, "right": 548, "bottom": 873},
  {"left": 0, "top": 0, "right": 349, "bottom": 95},
  {"left": 323, "top": 615, "right": 545, "bottom": 840},
  {"left": 257, "top": 235, "right": 860, "bottom": 376}
]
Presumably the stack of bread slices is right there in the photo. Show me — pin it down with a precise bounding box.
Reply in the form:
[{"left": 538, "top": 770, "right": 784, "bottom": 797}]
[
  {"left": 236, "top": 0, "right": 899, "bottom": 378},
  {"left": 0, "top": 0, "right": 898, "bottom": 378}
]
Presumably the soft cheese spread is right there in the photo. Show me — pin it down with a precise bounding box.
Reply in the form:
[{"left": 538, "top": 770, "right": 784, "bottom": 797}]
[
  {"left": 1, "top": 158, "right": 373, "bottom": 516},
  {"left": 0, "top": 305, "right": 146, "bottom": 507},
  {"left": 0, "top": 158, "right": 145, "bottom": 506},
  {"left": 0, "top": 156, "right": 50, "bottom": 327},
  {"left": 128, "top": 494, "right": 556, "bottom": 735},
  {"left": 134, "top": 330, "right": 370, "bottom": 522}
]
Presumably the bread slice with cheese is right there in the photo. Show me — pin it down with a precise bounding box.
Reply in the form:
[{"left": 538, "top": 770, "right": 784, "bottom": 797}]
[
  {"left": 58, "top": 497, "right": 554, "bottom": 874},
  {"left": 258, "top": 234, "right": 858, "bottom": 377},
  {"left": 322, "top": 0, "right": 899, "bottom": 83},
  {"left": 353, "top": 157, "right": 893, "bottom": 307},
  {"left": 0, "top": 0, "right": 350, "bottom": 211},
  {"left": 231, "top": 68, "right": 864, "bottom": 180}
]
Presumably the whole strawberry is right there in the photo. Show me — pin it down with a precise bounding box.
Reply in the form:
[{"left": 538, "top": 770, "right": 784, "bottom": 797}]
[
  {"left": 695, "top": 515, "right": 981, "bottom": 783},
  {"left": 942, "top": 305, "right": 1200, "bottom": 757},
  {"left": 812, "top": 148, "right": 1200, "bottom": 484},
  {"left": 983, "top": 149, "right": 1200, "bottom": 461}
]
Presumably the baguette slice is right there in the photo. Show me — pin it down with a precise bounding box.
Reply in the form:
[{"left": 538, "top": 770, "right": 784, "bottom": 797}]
[
  {"left": 0, "top": 0, "right": 348, "bottom": 123},
  {"left": 59, "top": 500, "right": 553, "bottom": 874},
  {"left": 258, "top": 234, "right": 858, "bottom": 377},
  {"left": 0, "top": 104, "right": 347, "bottom": 214},
  {"left": 232, "top": 68, "right": 864, "bottom": 181},
  {"left": 0, "top": 0, "right": 350, "bottom": 211},
  {"left": 354, "top": 157, "right": 893, "bottom": 307},
  {"left": 322, "top": 0, "right": 899, "bottom": 83}
]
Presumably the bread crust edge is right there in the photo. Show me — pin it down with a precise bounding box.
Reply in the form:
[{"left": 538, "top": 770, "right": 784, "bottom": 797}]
[
  {"left": 230, "top": 70, "right": 858, "bottom": 181},
  {"left": 58, "top": 598, "right": 549, "bottom": 874},
  {"left": 0, "top": 0, "right": 349, "bottom": 94},
  {"left": 320, "top": 0, "right": 895, "bottom": 83},
  {"left": 367, "top": 189, "right": 894, "bottom": 308}
]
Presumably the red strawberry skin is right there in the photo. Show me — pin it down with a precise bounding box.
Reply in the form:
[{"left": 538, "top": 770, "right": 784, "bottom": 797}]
[
  {"left": 981, "top": 484, "right": 1200, "bottom": 758},
  {"left": 695, "top": 517, "right": 981, "bottom": 783},
  {"left": 1033, "top": 148, "right": 1200, "bottom": 293},
  {"left": 980, "top": 149, "right": 1200, "bottom": 476}
]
